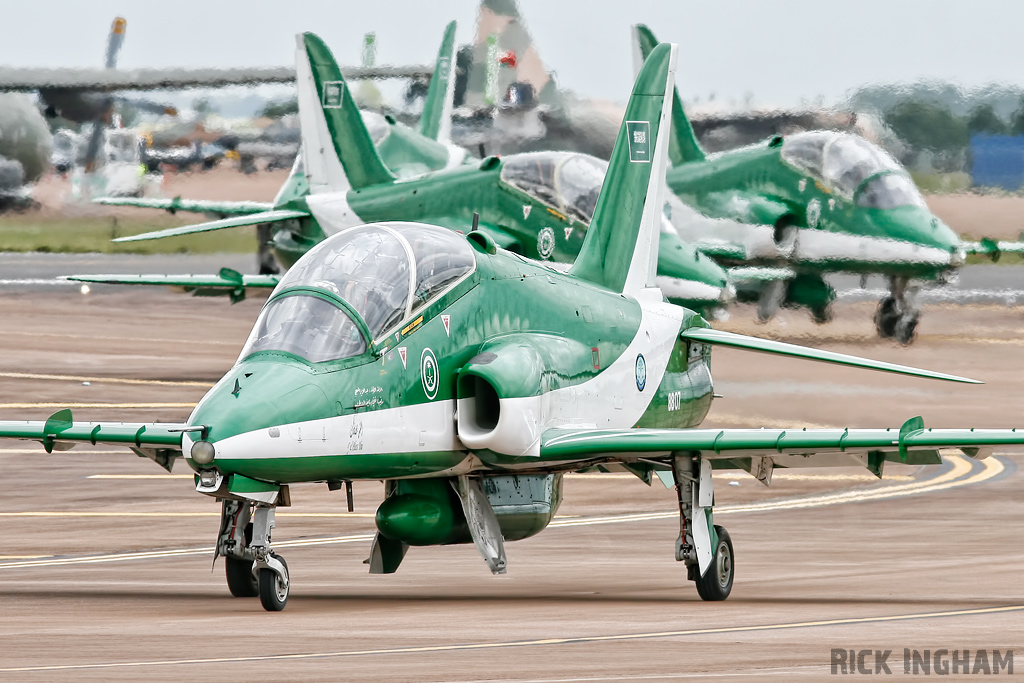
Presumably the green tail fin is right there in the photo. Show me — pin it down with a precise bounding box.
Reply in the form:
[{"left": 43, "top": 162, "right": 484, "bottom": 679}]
[
  {"left": 417, "top": 20, "right": 458, "bottom": 143},
  {"left": 633, "top": 25, "right": 705, "bottom": 165},
  {"left": 296, "top": 32, "right": 395, "bottom": 192},
  {"left": 569, "top": 42, "right": 676, "bottom": 296}
]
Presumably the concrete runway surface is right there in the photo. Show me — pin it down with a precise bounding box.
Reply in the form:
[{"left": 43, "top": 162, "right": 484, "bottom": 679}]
[{"left": 0, "top": 288, "right": 1022, "bottom": 680}]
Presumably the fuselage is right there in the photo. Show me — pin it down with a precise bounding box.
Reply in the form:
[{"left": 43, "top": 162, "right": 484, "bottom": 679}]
[
  {"left": 183, "top": 222, "right": 714, "bottom": 484},
  {"left": 666, "top": 132, "right": 964, "bottom": 280},
  {"left": 268, "top": 152, "right": 730, "bottom": 312}
]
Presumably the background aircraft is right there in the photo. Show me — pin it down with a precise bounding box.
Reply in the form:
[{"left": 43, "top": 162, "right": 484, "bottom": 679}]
[
  {"left": 4, "top": 43, "right": 1024, "bottom": 613},
  {"left": 634, "top": 25, "right": 963, "bottom": 345},
  {"left": 0, "top": 16, "right": 432, "bottom": 205},
  {"left": 78, "top": 31, "right": 731, "bottom": 313}
]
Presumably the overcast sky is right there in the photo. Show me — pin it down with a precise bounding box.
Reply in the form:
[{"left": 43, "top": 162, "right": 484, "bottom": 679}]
[{"left": 3, "top": 0, "right": 1023, "bottom": 108}]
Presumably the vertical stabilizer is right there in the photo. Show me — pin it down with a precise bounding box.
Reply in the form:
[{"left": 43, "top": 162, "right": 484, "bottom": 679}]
[
  {"left": 105, "top": 17, "right": 127, "bottom": 69},
  {"left": 569, "top": 42, "right": 677, "bottom": 297},
  {"left": 633, "top": 25, "right": 705, "bottom": 165},
  {"left": 465, "top": 0, "right": 561, "bottom": 108},
  {"left": 418, "top": 21, "right": 458, "bottom": 143},
  {"left": 295, "top": 33, "right": 395, "bottom": 193}
]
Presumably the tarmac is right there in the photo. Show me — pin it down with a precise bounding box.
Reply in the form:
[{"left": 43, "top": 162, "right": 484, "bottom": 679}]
[{"left": 0, "top": 285, "right": 1021, "bottom": 680}]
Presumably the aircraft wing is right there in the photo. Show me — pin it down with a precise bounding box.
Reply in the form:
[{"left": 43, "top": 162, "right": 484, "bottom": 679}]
[
  {"left": 67, "top": 269, "right": 278, "bottom": 303},
  {"left": 112, "top": 209, "right": 309, "bottom": 243},
  {"left": 0, "top": 409, "right": 187, "bottom": 471},
  {"left": 93, "top": 196, "right": 273, "bottom": 217},
  {"left": 962, "top": 239, "right": 1024, "bottom": 261},
  {"left": 0, "top": 65, "right": 431, "bottom": 93},
  {"left": 541, "top": 417, "right": 1022, "bottom": 474}
]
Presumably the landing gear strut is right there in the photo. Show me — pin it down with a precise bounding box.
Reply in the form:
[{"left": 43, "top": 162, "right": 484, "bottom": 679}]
[
  {"left": 672, "top": 456, "right": 734, "bottom": 601},
  {"left": 874, "top": 276, "right": 920, "bottom": 345},
  {"left": 215, "top": 500, "right": 289, "bottom": 611}
]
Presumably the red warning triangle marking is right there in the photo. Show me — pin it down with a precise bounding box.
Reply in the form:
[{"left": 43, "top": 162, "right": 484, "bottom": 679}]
[
  {"left": 441, "top": 315, "right": 451, "bottom": 337},
  {"left": 398, "top": 347, "right": 408, "bottom": 369}
]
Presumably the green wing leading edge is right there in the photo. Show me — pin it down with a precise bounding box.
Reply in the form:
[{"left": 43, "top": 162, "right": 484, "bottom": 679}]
[{"left": 5, "top": 41, "right": 1024, "bottom": 612}]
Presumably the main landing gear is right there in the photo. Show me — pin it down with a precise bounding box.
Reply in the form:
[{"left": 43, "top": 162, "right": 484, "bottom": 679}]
[
  {"left": 874, "top": 276, "right": 920, "bottom": 345},
  {"left": 216, "top": 499, "right": 290, "bottom": 611},
  {"left": 672, "top": 455, "right": 734, "bottom": 601}
]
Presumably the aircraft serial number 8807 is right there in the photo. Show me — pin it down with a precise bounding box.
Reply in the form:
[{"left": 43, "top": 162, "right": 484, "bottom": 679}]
[{"left": 4, "top": 40, "right": 1024, "bottom": 612}]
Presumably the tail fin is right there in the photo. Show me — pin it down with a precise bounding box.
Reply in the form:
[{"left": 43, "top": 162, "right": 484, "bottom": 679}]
[
  {"left": 632, "top": 25, "right": 705, "bottom": 165},
  {"left": 418, "top": 21, "right": 458, "bottom": 143},
  {"left": 105, "top": 17, "right": 127, "bottom": 69},
  {"left": 464, "top": 0, "right": 561, "bottom": 108},
  {"left": 569, "top": 42, "right": 677, "bottom": 297},
  {"left": 295, "top": 32, "right": 395, "bottom": 193}
]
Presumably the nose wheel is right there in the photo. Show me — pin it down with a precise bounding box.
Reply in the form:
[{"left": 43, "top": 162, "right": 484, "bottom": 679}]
[
  {"left": 875, "top": 277, "right": 920, "bottom": 345},
  {"left": 258, "top": 553, "right": 289, "bottom": 611}
]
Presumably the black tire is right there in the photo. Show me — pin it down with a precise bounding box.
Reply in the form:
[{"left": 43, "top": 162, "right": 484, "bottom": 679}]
[
  {"left": 258, "top": 554, "right": 289, "bottom": 612},
  {"left": 695, "top": 525, "right": 734, "bottom": 601},
  {"left": 894, "top": 315, "right": 919, "bottom": 346},
  {"left": 225, "top": 555, "right": 259, "bottom": 597},
  {"left": 810, "top": 303, "right": 834, "bottom": 325},
  {"left": 874, "top": 297, "right": 899, "bottom": 339}
]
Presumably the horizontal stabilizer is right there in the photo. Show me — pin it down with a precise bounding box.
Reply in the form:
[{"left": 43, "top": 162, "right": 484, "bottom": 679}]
[
  {"left": 94, "top": 196, "right": 272, "bottom": 216},
  {"left": 112, "top": 209, "right": 308, "bottom": 243},
  {"left": 681, "top": 328, "right": 981, "bottom": 384}
]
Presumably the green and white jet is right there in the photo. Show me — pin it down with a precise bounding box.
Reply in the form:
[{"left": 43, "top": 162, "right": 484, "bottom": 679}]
[
  {"left": 77, "top": 29, "right": 732, "bottom": 313},
  {"left": 634, "top": 25, "right": 966, "bottom": 344},
  {"left": 6, "top": 41, "right": 1024, "bottom": 612}
]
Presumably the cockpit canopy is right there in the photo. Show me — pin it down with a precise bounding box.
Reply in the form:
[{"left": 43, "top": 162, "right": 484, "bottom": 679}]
[
  {"left": 240, "top": 222, "right": 476, "bottom": 364},
  {"left": 781, "top": 132, "right": 926, "bottom": 209},
  {"left": 500, "top": 151, "right": 678, "bottom": 233}
]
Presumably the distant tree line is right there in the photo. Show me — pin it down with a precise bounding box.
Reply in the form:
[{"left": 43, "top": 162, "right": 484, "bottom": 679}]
[{"left": 849, "top": 82, "right": 1024, "bottom": 174}]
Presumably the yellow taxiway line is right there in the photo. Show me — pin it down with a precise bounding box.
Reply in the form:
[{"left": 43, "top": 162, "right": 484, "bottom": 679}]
[
  {"left": 2, "top": 604, "right": 1021, "bottom": 673},
  {"left": 0, "top": 371, "right": 212, "bottom": 387},
  {"left": 0, "top": 455, "right": 1000, "bottom": 571}
]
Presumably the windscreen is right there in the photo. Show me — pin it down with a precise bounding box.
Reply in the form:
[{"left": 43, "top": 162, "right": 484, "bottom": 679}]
[
  {"left": 276, "top": 226, "right": 412, "bottom": 338},
  {"left": 273, "top": 222, "right": 476, "bottom": 340},
  {"left": 241, "top": 294, "right": 366, "bottom": 363},
  {"left": 856, "top": 173, "right": 927, "bottom": 209}
]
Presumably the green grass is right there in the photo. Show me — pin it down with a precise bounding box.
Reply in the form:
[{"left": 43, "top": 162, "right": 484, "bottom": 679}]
[
  {"left": 910, "top": 172, "right": 973, "bottom": 194},
  {"left": 0, "top": 214, "right": 257, "bottom": 254}
]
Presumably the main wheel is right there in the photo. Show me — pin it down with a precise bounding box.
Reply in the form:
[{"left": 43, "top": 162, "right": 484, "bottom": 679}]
[
  {"left": 894, "top": 314, "right": 919, "bottom": 346},
  {"left": 258, "top": 554, "right": 289, "bottom": 612},
  {"left": 695, "top": 525, "right": 734, "bottom": 601},
  {"left": 873, "top": 297, "right": 899, "bottom": 338},
  {"left": 225, "top": 556, "right": 259, "bottom": 597}
]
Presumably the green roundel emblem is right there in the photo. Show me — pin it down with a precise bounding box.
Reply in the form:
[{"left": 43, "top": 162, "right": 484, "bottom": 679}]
[
  {"left": 537, "top": 227, "right": 555, "bottom": 259},
  {"left": 635, "top": 354, "right": 647, "bottom": 391},
  {"left": 421, "top": 348, "right": 439, "bottom": 400}
]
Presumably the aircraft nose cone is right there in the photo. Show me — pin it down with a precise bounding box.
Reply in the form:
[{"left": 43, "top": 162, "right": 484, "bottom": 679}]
[{"left": 188, "top": 361, "right": 333, "bottom": 446}]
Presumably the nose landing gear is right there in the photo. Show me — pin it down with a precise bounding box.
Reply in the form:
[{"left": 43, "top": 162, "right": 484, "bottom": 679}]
[{"left": 875, "top": 276, "right": 920, "bottom": 345}]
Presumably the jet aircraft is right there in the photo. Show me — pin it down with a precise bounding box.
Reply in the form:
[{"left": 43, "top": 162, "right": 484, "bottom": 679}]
[
  {"left": 634, "top": 25, "right": 965, "bottom": 345},
  {"left": 76, "top": 31, "right": 731, "bottom": 312},
  {"left": 4, "top": 41, "right": 1024, "bottom": 612}
]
